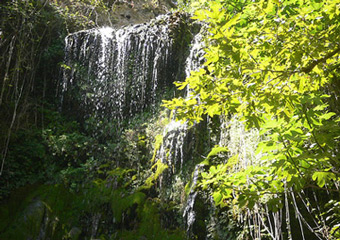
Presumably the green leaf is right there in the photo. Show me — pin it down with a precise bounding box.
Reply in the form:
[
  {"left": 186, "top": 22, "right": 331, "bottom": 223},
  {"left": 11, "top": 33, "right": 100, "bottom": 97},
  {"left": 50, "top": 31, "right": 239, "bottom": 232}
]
[
  {"left": 205, "top": 103, "right": 221, "bottom": 117},
  {"left": 312, "top": 171, "right": 336, "bottom": 188},
  {"left": 213, "top": 191, "right": 223, "bottom": 205},
  {"left": 320, "top": 112, "right": 336, "bottom": 120},
  {"left": 206, "top": 146, "right": 229, "bottom": 160}
]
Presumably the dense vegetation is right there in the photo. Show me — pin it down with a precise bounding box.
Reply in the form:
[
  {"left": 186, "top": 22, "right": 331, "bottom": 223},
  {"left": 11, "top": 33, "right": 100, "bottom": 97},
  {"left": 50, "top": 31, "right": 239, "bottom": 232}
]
[
  {"left": 0, "top": 0, "right": 339, "bottom": 239},
  {"left": 0, "top": 1, "right": 193, "bottom": 239},
  {"left": 166, "top": 0, "right": 340, "bottom": 238}
]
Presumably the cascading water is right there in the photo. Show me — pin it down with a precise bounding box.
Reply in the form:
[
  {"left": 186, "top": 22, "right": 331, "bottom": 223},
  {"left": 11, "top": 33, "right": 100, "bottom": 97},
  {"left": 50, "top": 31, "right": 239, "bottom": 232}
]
[
  {"left": 151, "top": 29, "right": 208, "bottom": 237},
  {"left": 2, "top": 3, "right": 336, "bottom": 239},
  {"left": 154, "top": 30, "right": 204, "bottom": 182},
  {"left": 183, "top": 164, "right": 204, "bottom": 233},
  {"left": 184, "top": 31, "right": 205, "bottom": 91},
  {"left": 59, "top": 13, "right": 198, "bottom": 237},
  {"left": 155, "top": 29, "right": 205, "bottom": 172},
  {"left": 60, "top": 10, "right": 331, "bottom": 239},
  {"left": 158, "top": 120, "right": 188, "bottom": 173},
  {"left": 61, "top": 14, "right": 191, "bottom": 132}
]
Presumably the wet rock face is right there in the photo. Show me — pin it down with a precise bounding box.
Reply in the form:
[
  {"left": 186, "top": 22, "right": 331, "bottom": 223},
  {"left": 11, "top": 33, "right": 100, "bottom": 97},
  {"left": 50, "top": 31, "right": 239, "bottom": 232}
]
[{"left": 62, "top": 13, "right": 192, "bottom": 130}]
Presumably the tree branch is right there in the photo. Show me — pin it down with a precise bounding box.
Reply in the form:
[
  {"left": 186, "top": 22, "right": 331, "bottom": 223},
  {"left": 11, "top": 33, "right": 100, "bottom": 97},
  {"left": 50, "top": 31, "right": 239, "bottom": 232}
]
[{"left": 301, "top": 47, "right": 340, "bottom": 73}]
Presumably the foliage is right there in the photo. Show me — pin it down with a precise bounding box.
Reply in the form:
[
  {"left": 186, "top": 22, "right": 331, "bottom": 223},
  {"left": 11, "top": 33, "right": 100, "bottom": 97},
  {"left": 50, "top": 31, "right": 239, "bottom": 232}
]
[
  {"left": 142, "top": 160, "right": 169, "bottom": 189},
  {"left": 164, "top": 0, "right": 340, "bottom": 238},
  {"left": 0, "top": 0, "right": 66, "bottom": 108},
  {"left": 0, "top": 128, "right": 48, "bottom": 199},
  {"left": 0, "top": 0, "right": 67, "bottom": 186},
  {"left": 2, "top": 0, "right": 340, "bottom": 238},
  {"left": 0, "top": 0, "right": 190, "bottom": 239},
  {"left": 0, "top": 0, "right": 123, "bottom": 187},
  {"left": 0, "top": 163, "right": 185, "bottom": 239}
]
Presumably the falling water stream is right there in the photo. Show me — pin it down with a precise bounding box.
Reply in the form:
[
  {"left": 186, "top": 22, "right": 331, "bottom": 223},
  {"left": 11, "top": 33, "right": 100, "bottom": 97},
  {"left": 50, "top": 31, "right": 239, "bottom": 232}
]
[
  {"left": 60, "top": 13, "right": 333, "bottom": 240},
  {"left": 62, "top": 14, "right": 190, "bottom": 132}
]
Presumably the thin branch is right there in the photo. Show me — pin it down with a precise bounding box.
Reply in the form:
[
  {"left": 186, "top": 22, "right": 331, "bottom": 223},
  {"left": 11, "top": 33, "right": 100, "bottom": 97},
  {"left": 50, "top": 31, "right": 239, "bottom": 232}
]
[
  {"left": 305, "top": 184, "right": 340, "bottom": 193},
  {"left": 302, "top": 47, "right": 340, "bottom": 73}
]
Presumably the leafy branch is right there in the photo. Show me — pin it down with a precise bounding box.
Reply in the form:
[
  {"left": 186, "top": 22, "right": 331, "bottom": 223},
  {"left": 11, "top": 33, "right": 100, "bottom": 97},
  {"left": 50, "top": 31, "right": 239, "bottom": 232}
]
[{"left": 302, "top": 46, "right": 340, "bottom": 73}]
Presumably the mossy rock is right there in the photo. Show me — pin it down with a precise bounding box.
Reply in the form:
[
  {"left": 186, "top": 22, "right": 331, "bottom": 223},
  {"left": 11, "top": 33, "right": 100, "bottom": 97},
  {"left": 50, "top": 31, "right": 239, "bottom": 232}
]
[
  {"left": 0, "top": 184, "right": 81, "bottom": 239},
  {"left": 0, "top": 182, "right": 186, "bottom": 239},
  {"left": 117, "top": 199, "right": 186, "bottom": 240}
]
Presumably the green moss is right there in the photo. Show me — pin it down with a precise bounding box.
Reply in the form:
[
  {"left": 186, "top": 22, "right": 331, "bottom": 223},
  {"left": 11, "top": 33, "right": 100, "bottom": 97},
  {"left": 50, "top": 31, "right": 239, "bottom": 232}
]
[
  {"left": 184, "top": 181, "right": 192, "bottom": 197},
  {"left": 141, "top": 160, "right": 169, "bottom": 190},
  {"left": 118, "top": 199, "right": 186, "bottom": 240},
  {"left": 0, "top": 170, "right": 186, "bottom": 239},
  {"left": 151, "top": 134, "right": 164, "bottom": 163}
]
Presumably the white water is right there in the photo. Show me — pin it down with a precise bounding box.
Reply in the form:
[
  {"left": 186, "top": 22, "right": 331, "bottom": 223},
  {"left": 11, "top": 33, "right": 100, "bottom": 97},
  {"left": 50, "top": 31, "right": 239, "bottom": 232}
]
[
  {"left": 60, "top": 14, "right": 332, "bottom": 239},
  {"left": 62, "top": 15, "right": 182, "bottom": 128}
]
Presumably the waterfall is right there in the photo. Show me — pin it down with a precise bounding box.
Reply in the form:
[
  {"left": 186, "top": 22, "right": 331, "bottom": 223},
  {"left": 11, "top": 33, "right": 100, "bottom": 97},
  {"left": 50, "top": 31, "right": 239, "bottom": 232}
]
[
  {"left": 60, "top": 12, "right": 329, "bottom": 239},
  {"left": 61, "top": 14, "right": 190, "bottom": 130},
  {"left": 183, "top": 164, "right": 204, "bottom": 233},
  {"left": 158, "top": 120, "right": 188, "bottom": 172},
  {"left": 184, "top": 31, "right": 205, "bottom": 83},
  {"left": 60, "top": 14, "right": 205, "bottom": 236},
  {"left": 154, "top": 30, "right": 204, "bottom": 178},
  {"left": 151, "top": 30, "right": 207, "bottom": 236}
]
